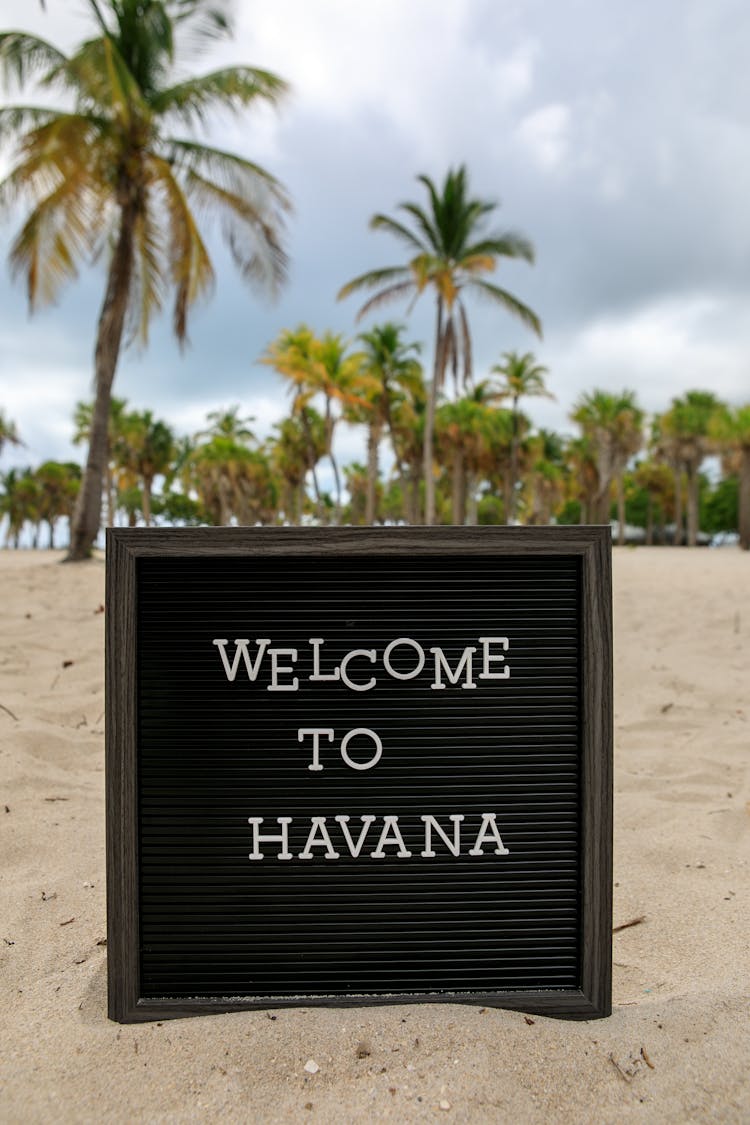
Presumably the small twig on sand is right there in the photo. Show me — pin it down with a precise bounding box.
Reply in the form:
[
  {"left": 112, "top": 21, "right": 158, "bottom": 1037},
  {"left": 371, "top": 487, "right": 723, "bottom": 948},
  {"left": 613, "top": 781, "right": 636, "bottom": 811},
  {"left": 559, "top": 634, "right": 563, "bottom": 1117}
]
[
  {"left": 641, "top": 1047, "right": 655, "bottom": 1069},
  {"left": 0, "top": 702, "right": 19, "bottom": 721},
  {"left": 608, "top": 1054, "right": 632, "bottom": 1083},
  {"left": 44, "top": 796, "right": 69, "bottom": 803},
  {"left": 613, "top": 915, "right": 646, "bottom": 933}
]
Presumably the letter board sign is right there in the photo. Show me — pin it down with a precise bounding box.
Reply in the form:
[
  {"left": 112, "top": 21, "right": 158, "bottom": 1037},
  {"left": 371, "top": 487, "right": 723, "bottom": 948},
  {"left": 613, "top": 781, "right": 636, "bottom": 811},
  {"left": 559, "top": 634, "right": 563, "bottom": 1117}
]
[{"left": 106, "top": 526, "right": 612, "bottom": 1022}]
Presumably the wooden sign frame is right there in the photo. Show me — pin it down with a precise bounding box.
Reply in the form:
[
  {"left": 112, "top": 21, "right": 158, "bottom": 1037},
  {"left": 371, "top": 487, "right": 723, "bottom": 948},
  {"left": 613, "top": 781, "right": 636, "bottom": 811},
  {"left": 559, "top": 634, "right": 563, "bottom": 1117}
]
[{"left": 106, "top": 526, "right": 612, "bottom": 1022}]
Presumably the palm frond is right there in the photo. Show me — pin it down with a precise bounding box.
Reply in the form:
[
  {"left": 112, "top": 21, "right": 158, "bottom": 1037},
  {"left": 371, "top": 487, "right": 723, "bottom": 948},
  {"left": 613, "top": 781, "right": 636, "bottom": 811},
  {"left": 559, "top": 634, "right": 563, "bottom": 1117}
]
[
  {"left": 368, "top": 212, "right": 427, "bottom": 254},
  {"left": 167, "top": 138, "right": 290, "bottom": 204},
  {"left": 0, "top": 104, "right": 62, "bottom": 144},
  {"left": 0, "top": 32, "right": 67, "bottom": 91},
  {"left": 337, "top": 265, "right": 411, "bottom": 301},
  {"left": 148, "top": 154, "right": 214, "bottom": 342},
  {"left": 152, "top": 66, "right": 288, "bottom": 127},
  {"left": 126, "top": 207, "right": 167, "bottom": 345},
  {"left": 398, "top": 201, "right": 440, "bottom": 253},
  {"left": 469, "top": 279, "right": 543, "bottom": 338},
  {"left": 463, "top": 234, "right": 535, "bottom": 264},
  {"left": 171, "top": 1, "right": 233, "bottom": 40},
  {"left": 9, "top": 167, "right": 105, "bottom": 307},
  {"left": 0, "top": 113, "right": 110, "bottom": 211},
  {"left": 355, "top": 280, "right": 418, "bottom": 321},
  {"left": 458, "top": 300, "right": 472, "bottom": 384},
  {"left": 182, "top": 167, "right": 287, "bottom": 295}
]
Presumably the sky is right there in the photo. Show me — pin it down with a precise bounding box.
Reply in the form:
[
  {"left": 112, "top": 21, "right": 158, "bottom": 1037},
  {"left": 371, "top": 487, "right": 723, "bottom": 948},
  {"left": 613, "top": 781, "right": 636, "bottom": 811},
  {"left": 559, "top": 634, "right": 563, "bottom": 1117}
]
[{"left": 1, "top": 0, "right": 749, "bottom": 476}]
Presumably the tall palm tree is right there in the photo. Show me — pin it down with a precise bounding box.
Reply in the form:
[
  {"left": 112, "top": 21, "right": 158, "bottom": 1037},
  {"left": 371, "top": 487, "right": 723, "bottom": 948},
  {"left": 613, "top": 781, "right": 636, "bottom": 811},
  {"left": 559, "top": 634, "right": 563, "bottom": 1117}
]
[
  {"left": 338, "top": 165, "right": 541, "bottom": 525},
  {"left": 353, "top": 323, "right": 423, "bottom": 524},
  {"left": 571, "top": 389, "right": 644, "bottom": 538},
  {"left": 660, "top": 391, "right": 721, "bottom": 547},
  {"left": 490, "top": 351, "right": 553, "bottom": 522},
  {"left": 1, "top": 0, "right": 290, "bottom": 559},
  {"left": 710, "top": 404, "right": 750, "bottom": 550}
]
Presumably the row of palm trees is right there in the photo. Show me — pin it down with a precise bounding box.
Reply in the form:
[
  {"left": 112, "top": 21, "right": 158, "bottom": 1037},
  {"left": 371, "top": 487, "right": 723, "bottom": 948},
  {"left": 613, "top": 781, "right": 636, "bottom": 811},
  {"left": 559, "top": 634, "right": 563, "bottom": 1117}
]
[
  {"left": 2, "top": 364, "right": 748, "bottom": 548},
  {"left": 2, "top": 3, "right": 749, "bottom": 553}
]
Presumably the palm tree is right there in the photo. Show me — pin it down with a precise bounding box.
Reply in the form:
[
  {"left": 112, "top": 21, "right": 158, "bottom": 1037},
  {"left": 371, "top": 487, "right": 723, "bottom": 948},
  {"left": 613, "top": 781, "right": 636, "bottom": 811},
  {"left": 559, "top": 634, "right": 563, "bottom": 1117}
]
[
  {"left": 0, "top": 466, "right": 40, "bottom": 546},
  {"left": 526, "top": 430, "right": 566, "bottom": 526},
  {"left": 660, "top": 391, "right": 721, "bottom": 546},
  {"left": 268, "top": 417, "right": 314, "bottom": 525},
  {"left": 353, "top": 323, "right": 422, "bottom": 524},
  {"left": 490, "top": 351, "right": 553, "bottom": 522},
  {"left": 114, "top": 409, "right": 175, "bottom": 525},
  {"left": 0, "top": 410, "right": 22, "bottom": 456},
  {"left": 1, "top": 0, "right": 290, "bottom": 559},
  {"left": 73, "top": 396, "right": 128, "bottom": 527},
  {"left": 710, "top": 405, "right": 750, "bottom": 550},
  {"left": 389, "top": 377, "right": 427, "bottom": 525},
  {"left": 261, "top": 326, "right": 368, "bottom": 522},
  {"left": 338, "top": 165, "right": 541, "bottom": 525},
  {"left": 197, "top": 405, "right": 256, "bottom": 444},
  {"left": 34, "top": 460, "right": 81, "bottom": 547},
  {"left": 571, "top": 389, "right": 644, "bottom": 538},
  {"left": 633, "top": 459, "right": 675, "bottom": 545},
  {"left": 565, "top": 436, "right": 599, "bottom": 525}
]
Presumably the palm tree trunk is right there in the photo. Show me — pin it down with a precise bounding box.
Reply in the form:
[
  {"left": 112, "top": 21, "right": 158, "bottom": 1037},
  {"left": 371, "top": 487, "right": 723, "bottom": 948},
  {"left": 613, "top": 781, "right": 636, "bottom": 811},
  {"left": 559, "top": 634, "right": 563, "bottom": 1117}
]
[
  {"left": 66, "top": 203, "right": 136, "bottom": 560},
  {"left": 299, "top": 408, "right": 323, "bottom": 519},
  {"left": 646, "top": 496, "right": 654, "bottom": 546},
  {"left": 142, "top": 478, "right": 152, "bottom": 527},
  {"left": 106, "top": 464, "right": 116, "bottom": 528},
  {"left": 424, "top": 300, "right": 445, "bottom": 526},
  {"left": 365, "top": 423, "right": 380, "bottom": 525},
  {"left": 673, "top": 462, "right": 684, "bottom": 546},
  {"left": 466, "top": 472, "right": 478, "bottom": 526},
  {"left": 739, "top": 448, "right": 750, "bottom": 551},
  {"left": 509, "top": 397, "right": 520, "bottom": 523},
  {"left": 451, "top": 449, "right": 465, "bottom": 525},
  {"left": 616, "top": 473, "right": 626, "bottom": 546},
  {"left": 686, "top": 461, "right": 699, "bottom": 546}
]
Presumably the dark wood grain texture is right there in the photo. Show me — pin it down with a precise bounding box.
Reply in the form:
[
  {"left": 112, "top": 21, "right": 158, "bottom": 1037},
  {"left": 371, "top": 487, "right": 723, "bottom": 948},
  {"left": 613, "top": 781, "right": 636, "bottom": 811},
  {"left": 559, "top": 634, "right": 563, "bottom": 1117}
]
[{"left": 106, "top": 525, "right": 613, "bottom": 1023}]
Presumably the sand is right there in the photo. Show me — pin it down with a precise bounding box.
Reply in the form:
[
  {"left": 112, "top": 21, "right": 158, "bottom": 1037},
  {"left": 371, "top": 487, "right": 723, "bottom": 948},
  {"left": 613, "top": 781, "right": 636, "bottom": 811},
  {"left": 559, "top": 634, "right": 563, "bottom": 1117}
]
[{"left": 1, "top": 546, "right": 748, "bottom": 1123}]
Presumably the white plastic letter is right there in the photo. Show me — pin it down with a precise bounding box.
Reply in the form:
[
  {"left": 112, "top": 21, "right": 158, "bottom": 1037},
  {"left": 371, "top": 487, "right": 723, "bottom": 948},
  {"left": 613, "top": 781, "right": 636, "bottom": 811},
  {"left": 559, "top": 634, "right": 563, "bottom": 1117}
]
[
  {"left": 299, "top": 727, "right": 334, "bottom": 771},
  {"left": 308, "top": 638, "right": 340, "bottom": 682},
  {"left": 478, "top": 637, "right": 510, "bottom": 680},
  {"left": 268, "top": 648, "right": 299, "bottom": 691},
  {"left": 468, "top": 813, "right": 510, "bottom": 856},
  {"left": 248, "top": 816, "right": 293, "bottom": 861},
  {"left": 420, "top": 814, "right": 465, "bottom": 857},
  {"left": 339, "top": 649, "right": 376, "bottom": 692},
  {"left": 371, "top": 815, "right": 412, "bottom": 858},
  {"left": 335, "top": 815, "right": 376, "bottom": 857},
  {"left": 429, "top": 646, "right": 477, "bottom": 690},
  {"left": 383, "top": 637, "right": 425, "bottom": 681},
  {"left": 299, "top": 817, "right": 340, "bottom": 860},
  {"left": 212, "top": 638, "right": 270, "bottom": 682},
  {"left": 340, "top": 727, "right": 383, "bottom": 771}
]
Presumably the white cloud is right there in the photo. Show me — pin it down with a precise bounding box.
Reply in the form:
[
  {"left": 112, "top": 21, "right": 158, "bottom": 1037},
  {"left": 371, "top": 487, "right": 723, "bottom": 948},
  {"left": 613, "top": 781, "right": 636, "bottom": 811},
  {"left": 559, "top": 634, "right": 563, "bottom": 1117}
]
[
  {"left": 515, "top": 103, "right": 571, "bottom": 171},
  {"left": 549, "top": 293, "right": 750, "bottom": 420}
]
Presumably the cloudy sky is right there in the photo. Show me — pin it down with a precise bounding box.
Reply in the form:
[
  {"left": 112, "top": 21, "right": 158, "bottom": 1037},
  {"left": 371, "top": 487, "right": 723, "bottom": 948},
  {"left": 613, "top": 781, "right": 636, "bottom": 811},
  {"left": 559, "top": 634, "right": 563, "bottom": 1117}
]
[{"left": 1, "top": 0, "right": 749, "bottom": 473}]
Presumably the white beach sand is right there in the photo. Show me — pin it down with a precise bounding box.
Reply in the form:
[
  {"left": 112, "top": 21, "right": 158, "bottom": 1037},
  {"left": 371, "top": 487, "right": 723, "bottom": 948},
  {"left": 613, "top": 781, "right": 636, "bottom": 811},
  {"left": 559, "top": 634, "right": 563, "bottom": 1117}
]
[{"left": 1, "top": 546, "right": 748, "bottom": 1123}]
